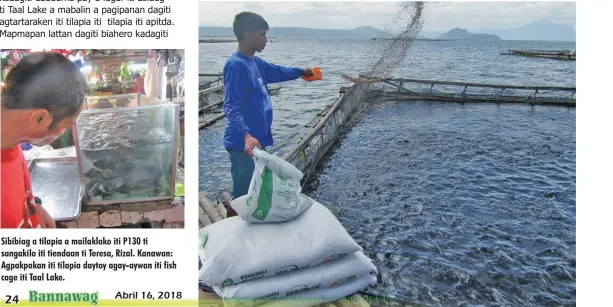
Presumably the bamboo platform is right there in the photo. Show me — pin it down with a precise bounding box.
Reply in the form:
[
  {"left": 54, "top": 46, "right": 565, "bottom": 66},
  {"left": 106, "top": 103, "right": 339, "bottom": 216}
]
[
  {"left": 198, "top": 77, "right": 281, "bottom": 129},
  {"left": 198, "top": 192, "right": 374, "bottom": 307},
  {"left": 502, "top": 49, "right": 576, "bottom": 61}
]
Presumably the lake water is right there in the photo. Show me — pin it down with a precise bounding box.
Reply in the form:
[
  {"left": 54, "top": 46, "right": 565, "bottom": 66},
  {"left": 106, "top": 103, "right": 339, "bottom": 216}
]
[{"left": 198, "top": 38, "right": 576, "bottom": 306}]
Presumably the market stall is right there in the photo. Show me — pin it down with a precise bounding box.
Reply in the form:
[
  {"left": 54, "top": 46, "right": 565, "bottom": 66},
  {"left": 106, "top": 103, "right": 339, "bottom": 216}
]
[{"left": 2, "top": 49, "right": 185, "bottom": 228}]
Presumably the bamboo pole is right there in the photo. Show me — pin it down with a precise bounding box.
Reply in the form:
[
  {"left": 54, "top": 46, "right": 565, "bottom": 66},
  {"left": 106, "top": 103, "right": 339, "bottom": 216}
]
[
  {"left": 199, "top": 113, "right": 226, "bottom": 129},
  {"left": 199, "top": 192, "right": 223, "bottom": 223},
  {"left": 199, "top": 84, "right": 224, "bottom": 95},
  {"left": 385, "top": 78, "right": 575, "bottom": 91},
  {"left": 283, "top": 93, "right": 345, "bottom": 161},
  {"left": 199, "top": 206, "right": 212, "bottom": 227},
  {"left": 216, "top": 202, "right": 227, "bottom": 219}
]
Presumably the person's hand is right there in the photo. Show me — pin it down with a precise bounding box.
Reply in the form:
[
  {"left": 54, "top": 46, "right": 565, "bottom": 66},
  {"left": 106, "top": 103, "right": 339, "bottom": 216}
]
[
  {"left": 244, "top": 134, "right": 262, "bottom": 157},
  {"left": 303, "top": 68, "right": 314, "bottom": 77},
  {"left": 37, "top": 205, "right": 56, "bottom": 228}
]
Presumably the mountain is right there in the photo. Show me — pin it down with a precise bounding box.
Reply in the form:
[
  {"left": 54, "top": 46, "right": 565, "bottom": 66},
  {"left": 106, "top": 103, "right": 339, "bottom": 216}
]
[
  {"left": 421, "top": 30, "right": 446, "bottom": 39},
  {"left": 437, "top": 28, "right": 501, "bottom": 40},
  {"left": 200, "top": 20, "right": 575, "bottom": 41},
  {"left": 199, "top": 26, "right": 387, "bottom": 38},
  {"left": 474, "top": 20, "right": 575, "bottom": 41}
]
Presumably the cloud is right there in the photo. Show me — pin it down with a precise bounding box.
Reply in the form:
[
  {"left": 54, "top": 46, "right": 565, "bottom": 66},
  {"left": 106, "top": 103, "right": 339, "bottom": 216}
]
[{"left": 199, "top": 1, "right": 576, "bottom": 30}]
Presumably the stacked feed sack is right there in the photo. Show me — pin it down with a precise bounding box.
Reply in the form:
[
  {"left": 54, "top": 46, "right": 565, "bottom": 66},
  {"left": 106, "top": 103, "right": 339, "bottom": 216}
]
[
  {"left": 199, "top": 150, "right": 376, "bottom": 307},
  {"left": 199, "top": 203, "right": 377, "bottom": 306}
]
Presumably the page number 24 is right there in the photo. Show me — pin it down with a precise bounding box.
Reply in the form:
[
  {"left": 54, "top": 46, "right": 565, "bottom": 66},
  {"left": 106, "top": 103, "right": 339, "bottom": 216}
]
[{"left": 4, "top": 295, "right": 19, "bottom": 304}]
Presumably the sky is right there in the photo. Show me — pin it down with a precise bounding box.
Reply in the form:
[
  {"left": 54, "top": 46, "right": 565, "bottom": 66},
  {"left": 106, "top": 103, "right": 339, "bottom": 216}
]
[{"left": 198, "top": 1, "right": 576, "bottom": 31}]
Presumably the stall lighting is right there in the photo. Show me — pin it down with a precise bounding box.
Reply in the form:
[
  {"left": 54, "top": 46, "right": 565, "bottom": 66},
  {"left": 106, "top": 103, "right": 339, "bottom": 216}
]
[{"left": 88, "top": 77, "right": 98, "bottom": 84}]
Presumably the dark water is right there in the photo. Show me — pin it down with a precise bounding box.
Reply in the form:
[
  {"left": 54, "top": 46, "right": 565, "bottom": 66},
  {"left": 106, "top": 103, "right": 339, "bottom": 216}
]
[
  {"left": 198, "top": 38, "right": 576, "bottom": 305},
  {"left": 308, "top": 101, "right": 576, "bottom": 306},
  {"left": 199, "top": 38, "right": 575, "bottom": 192}
]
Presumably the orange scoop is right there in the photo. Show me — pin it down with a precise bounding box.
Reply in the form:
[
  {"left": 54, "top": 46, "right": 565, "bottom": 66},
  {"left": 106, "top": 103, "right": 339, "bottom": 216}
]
[{"left": 301, "top": 67, "right": 322, "bottom": 81}]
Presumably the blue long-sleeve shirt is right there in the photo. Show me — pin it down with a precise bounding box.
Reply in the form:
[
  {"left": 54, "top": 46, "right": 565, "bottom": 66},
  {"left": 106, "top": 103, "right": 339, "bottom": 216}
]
[{"left": 223, "top": 51, "right": 304, "bottom": 151}]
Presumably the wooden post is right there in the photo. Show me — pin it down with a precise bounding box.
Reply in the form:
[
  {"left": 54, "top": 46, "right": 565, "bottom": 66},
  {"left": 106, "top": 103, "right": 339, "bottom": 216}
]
[{"left": 397, "top": 81, "right": 402, "bottom": 98}]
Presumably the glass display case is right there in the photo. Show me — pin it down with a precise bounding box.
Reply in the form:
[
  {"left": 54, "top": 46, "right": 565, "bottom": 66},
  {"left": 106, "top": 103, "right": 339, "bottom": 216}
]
[
  {"left": 85, "top": 93, "right": 164, "bottom": 110},
  {"left": 73, "top": 103, "right": 180, "bottom": 205}
]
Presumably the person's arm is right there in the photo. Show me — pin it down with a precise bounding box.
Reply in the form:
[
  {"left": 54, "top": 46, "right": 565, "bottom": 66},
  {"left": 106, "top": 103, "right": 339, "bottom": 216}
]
[
  {"left": 222, "top": 62, "right": 251, "bottom": 139},
  {"left": 258, "top": 58, "right": 304, "bottom": 84},
  {"left": 36, "top": 205, "right": 56, "bottom": 228}
]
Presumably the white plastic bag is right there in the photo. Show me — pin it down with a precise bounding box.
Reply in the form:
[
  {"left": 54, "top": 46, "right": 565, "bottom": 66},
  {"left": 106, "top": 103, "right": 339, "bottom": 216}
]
[
  {"left": 235, "top": 148, "right": 313, "bottom": 223},
  {"left": 199, "top": 202, "right": 362, "bottom": 287},
  {"left": 261, "top": 274, "right": 377, "bottom": 307},
  {"left": 214, "top": 252, "right": 376, "bottom": 301}
]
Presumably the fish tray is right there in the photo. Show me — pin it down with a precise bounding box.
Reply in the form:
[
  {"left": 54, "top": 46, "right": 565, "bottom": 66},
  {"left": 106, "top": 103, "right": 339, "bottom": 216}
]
[
  {"left": 73, "top": 103, "right": 180, "bottom": 205},
  {"left": 28, "top": 157, "right": 82, "bottom": 221}
]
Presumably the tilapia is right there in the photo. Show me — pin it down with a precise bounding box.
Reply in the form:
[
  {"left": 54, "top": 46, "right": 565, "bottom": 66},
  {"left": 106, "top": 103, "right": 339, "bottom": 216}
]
[
  {"left": 92, "top": 156, "right": 135, "bottom": 171},
  {"left": 95, "top": 168, "right": 163, "bottom": 195},
  {"left": 115, "top": 177, "right": 162, "bottom": 194},
  {"left": 83, "top": 166, "right": 121, "bottom": 180},
  {"left": 99, "top": 178, "right": 123, "bottom": 195},
  {"left": 88, "top": 181, "right": 103, "bottom": 197}
]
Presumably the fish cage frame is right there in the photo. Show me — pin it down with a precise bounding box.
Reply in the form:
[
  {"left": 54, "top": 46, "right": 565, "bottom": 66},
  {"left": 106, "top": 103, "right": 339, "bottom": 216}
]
[
  {"left": 377, "top": 78, "right": 576, "bottom": 106},
  {"left": 283, "top": 83, "right": 380, "bottom": 186},
  {"left": 73, "top": 103, "right": 181, "bottom": 206},
  {"left": 197, "top": 76, "right": 575, "bottom": 186}
]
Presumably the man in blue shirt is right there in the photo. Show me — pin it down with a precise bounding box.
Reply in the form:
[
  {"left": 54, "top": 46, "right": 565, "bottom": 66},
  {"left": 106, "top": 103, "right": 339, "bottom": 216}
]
[{"left": 222, "top": 12, "right": 314, "bottom": 217}]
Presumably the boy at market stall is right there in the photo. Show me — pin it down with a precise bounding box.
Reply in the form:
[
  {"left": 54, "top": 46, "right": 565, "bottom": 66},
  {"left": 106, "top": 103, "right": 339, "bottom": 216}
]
[
  {"left": 222, "top": 12, "right": 315, "bottom": 217},
  {"left": 1, "top": 52, "right": 88, "bottom": 229}
]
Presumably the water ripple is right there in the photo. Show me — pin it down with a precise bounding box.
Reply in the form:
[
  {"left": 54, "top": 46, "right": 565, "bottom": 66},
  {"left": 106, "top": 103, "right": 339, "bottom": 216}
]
[{"left": 307, "top": 101, "right": 575, "bottom": 306}]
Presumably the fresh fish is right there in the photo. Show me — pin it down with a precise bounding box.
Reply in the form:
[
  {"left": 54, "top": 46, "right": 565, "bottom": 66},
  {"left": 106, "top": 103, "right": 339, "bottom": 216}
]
[
  {"left": 88, "top": 182, "right": 103, "bottom": 197},
  {"left": 99, "top": 178, "right": 123, "bottom": 195},
  {"left": 83, "top": 166, "right": 119, "bottom": 180},
  {"left": 92, "top": 157, "right": 135, "bottom": 171},
  {"left": 115, "top": 179, "right": 160, "bottom": 194},
  {"left": 114, "top": 168, "right": 163, "bottom": 194},
  {"left": 84, "top": 167, "right": 103, "bottom": 179}
]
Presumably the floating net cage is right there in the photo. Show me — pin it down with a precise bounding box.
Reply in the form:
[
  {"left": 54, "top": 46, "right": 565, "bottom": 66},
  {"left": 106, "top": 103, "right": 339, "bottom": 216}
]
[{"left": 283, "top": 83, "right": 381, "bottom": 186}]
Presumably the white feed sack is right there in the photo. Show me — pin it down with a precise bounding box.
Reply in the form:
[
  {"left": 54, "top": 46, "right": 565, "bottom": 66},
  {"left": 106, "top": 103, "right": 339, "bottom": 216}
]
[
  {"left": 214, "top": 252, "right": 377, "bottom": 301},
  {"left": 199, "top": 202, "right": 363, "bottom": 287},
  {"left": 233, "top": 148, "right": 313, "bottom": 223},
  {"left": 260, "top": 274, "right": 377, "bottom": 307}
]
